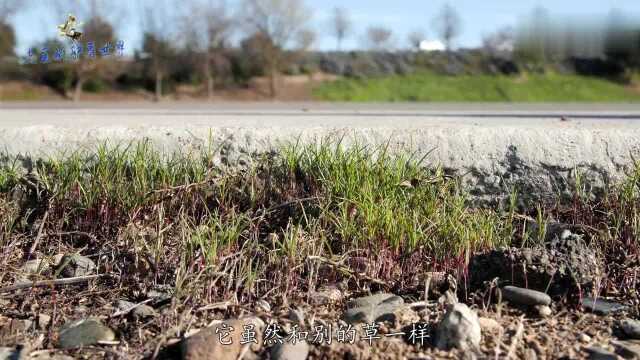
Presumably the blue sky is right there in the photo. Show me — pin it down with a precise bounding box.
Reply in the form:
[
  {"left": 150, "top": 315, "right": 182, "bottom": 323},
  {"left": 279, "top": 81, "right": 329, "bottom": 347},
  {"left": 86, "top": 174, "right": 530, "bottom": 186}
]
[{"left": 9, "top": 0, "right": 640, "bottom": 56}]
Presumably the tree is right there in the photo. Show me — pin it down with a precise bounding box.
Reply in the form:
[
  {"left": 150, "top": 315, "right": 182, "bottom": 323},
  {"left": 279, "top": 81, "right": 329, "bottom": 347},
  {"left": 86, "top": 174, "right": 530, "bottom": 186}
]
[
  {"left": 483, "top": 26, "right": 514, "bottom": 57},
  {"left": 0, "top": 0, "right": 26, "bottom": 58},
  {"left": 513, "top": 6, "right": 551, "bottom": 66},
  {"left": 50, "top": 0, "right": 120, "bottom": 101},
  {"left": 330, "top": 7, "right": 351, "bottom": 51},
  {"left": 0, "top": 21, "right": 14, "bottom": 57},
  {"left": 604, "top": 9, "right": 640, "bottom": 69},
  {"left": 0, "top": 0, "right": 23, "bottom": 23},
  {"left": 241, "top": 0, "right": 313, "bottom": 98},
  {"left": 432, "top": 3, "right": 461, "bottom": 52},
  {"left": 141, "top": 0, "right": 176, "bottom": 101},
  {"left": 408, "top": 29, "right": 425, "bottom": 51},
  {"left": 365, "top": 26, "right": 393, "bottom": 51},
  {"left": 180, "top": 0, "right": 233, "bottom": 99}
]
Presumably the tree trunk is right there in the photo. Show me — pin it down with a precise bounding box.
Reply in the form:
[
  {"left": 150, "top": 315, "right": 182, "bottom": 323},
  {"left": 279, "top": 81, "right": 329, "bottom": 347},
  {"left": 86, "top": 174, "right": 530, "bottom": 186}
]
[
  {"left": 207, "top": 76, "right": 214, "bottom": 100},
  {"left": 73, "top": 77, "right": 84, "bottom": 102},
  {"left": 155, "top": 71, "right": 163, "bottom": 102},
  {"left": 269, "top": 61, "right": 278, "bottom": 99},
  {"left": 205, "top": 51, "right": 214, "bottom": 100}
]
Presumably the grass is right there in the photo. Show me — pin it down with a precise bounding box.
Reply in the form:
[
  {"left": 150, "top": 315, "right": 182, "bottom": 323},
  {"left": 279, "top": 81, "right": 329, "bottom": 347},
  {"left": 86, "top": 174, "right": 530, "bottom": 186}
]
[
  {"left": 1, "top": 138, "right": 639, "bottom": 305},
  {"left": 313, "top": 72, "right": 640, "bottom": 102}
]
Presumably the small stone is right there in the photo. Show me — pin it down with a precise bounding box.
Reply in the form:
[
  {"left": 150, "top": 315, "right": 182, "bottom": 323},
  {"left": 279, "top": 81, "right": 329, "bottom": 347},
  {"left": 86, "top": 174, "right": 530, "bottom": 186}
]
[
  {"left": 613, "top": 340, "right": 640, "bottom": 359},
  {"left": 0, "top": 347, "right": 20, "bottom": 360},
  {"left": 56, "top": 254, "right": 96, "bottom": 278},
  {"left": 133, "top": 304, "right": 156, "bottom": 319},
  {"left": 21, "top": 259, "right": 50, "bottom": 275},
  {"left": 525, "top": 348, "right": 538, "bottom": 360},
  {"left": 619, "top": 319, "right": 640, "bottom": 340},
  {"left": 501, "top": 286, "right": 551, "bottom": 306},
  {"left": 31, "top": 353, "right": 75, "bottom": 360},
  {"left": 478, "top": 317, "right": 501, "bottom": 332},
  {"left": 256, "top": 300, "right": 271, "bottom": 313},
  {"left": 583, "top": 297, "right": 627, "bottom": 315},
  {"left": 309, "top": 287, "right": 343, "bottom": 305},
  {"left": 347, "top": 293, "right": 403, "bottom": 308},
  {"left": 181, "top": 320, "right": 244, "bottom": 360},
  {"left": 58, "top": 318, "right": 116, "bottom": 349},
  {"left": 584, "top": 346, "right": 619, "bottom": 360},
  {"left": 117, "top": 300, "right": 156, "bottom": 319},
  {"left": 536, "top": 305, "right": 553, "bottom": 318},
  {"left": 343, "top": 293, "right": 405, "bottom": 324},
  {"left": 37, "top": 313, "right": 51, "bottom": 330},
  {"left": 435, "top": 303, "right": 481, "bottom": 352},
  {"left": 580, "top": 334, "right": 592, "bottom": 343},
  {"left": 117, "top": 300, "right": 135, "bottom": 311},
  {"left": 270, "top": 341, "right": 310, "bottom": 360},
  {"left": 288, "top": 308, "right": 305, "bottom": 326},
  {"left": 147, "top": 290, "right": 172, "bottom": 302}
]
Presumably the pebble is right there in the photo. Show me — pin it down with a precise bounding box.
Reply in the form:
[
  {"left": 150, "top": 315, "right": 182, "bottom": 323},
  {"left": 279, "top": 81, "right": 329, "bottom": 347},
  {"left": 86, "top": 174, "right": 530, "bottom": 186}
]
[
  {"left": 31, "top": 353, "right": 75, "bottom": 360},
  {"left": 37, "top": 313, "right": 51, "bottom": 330},
  {"left": 536, "top": 305, "right": 553, "bottom": 318},
  {"left": 270, "top": 341, "right": 310, "bottom": 360},
  {"left": 182, "top": 320, "right": 243, "bottom": 360},
  {"left": 309, "top": 287, "right": 343, "bottom": 305},
  {"left": 619, "top": 319, "right": 640, "bottom": 340},
  {"left": 343, "top": 293, "right": 405, "bottom": 324},
  {"left": 0, "top": 347, "right": 20, "bottom": 360},
  {"left": 580, "top": 334, "right": 592, "bottom": 343},
  {"left": 435, "top": 303, "right": 481, "bottom": 351},
  {"left": 582, "top": 297, "right": 627, "bottom": 315},
  {"left": 584, "top": 346, "right": 618, "bottom": 360},
  {"left": 117, "top": 300, "right": 156, "bottom": 319},
  {"left": 58, "top": 318, "right": 116, "bottom": 349},
  {"left": 288, "top": 308, "right": 305, "bottom": 326},
  {"left": 347, "top": 293, "right": 403, "bottom": 308},
  {"left": 501, "top": 286, "right": 551, "bottom": 306},
  {"left": 181, "top": 318, "right": 264, "bottom": 360},
  {"left": 612, "top": 340, "right": 640, "bottom": 359},
  {"left": 56, "top": 254, "right": 96, "bottom": 278},
  {"left": 478, "top": 317, "right": 501, "bottom": 333},
  {"left": 256, "top": 300, "right": 271, "bottom": 313},
  {"left": 21, "top": 259, "right": 50, "bottom": 274}
]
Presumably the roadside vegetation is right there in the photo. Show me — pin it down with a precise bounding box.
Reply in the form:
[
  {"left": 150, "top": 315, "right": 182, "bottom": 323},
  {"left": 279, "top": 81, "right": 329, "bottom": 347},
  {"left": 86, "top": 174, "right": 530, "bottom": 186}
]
[
  {"left": 313, "top": 71, "right": 640, "bottom": 102},
  {"left": 1, "top": 139, "right": 639, "bottom": 298},
  {"left": 1, "top": 139, "right": 639, "bottom": 357}
]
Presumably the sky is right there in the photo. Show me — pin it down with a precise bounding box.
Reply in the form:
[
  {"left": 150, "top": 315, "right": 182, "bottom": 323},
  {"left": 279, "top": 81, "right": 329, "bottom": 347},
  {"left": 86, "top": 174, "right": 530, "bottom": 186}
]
[{"left": 8, "top": 0, "right": 640, "bottom": 56}]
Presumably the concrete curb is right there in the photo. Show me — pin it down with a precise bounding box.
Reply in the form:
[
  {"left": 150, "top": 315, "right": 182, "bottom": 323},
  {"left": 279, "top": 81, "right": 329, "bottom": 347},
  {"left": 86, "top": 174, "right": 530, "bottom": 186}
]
[{"left": 1, "top": 107, "right": 639, "bottom": 204}]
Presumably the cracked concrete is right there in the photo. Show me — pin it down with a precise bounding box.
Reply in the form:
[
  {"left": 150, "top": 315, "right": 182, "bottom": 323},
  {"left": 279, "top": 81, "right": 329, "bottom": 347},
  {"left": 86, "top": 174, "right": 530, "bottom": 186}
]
[{"left": 1, "top": 104, "right": 640, "bottom": 204}]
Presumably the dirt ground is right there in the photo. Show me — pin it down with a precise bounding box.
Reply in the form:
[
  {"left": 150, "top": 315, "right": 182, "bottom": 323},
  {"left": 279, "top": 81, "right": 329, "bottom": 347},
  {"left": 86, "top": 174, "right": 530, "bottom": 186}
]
[{"left": 0, "top": 73, "right": 337, "bottom": 102}]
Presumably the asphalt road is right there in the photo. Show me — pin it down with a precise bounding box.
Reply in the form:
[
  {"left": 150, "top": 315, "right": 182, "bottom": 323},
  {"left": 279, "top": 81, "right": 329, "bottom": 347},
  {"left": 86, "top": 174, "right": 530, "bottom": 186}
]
[{"left": 2, "top": 102, "right": 640, "bottom": 128}]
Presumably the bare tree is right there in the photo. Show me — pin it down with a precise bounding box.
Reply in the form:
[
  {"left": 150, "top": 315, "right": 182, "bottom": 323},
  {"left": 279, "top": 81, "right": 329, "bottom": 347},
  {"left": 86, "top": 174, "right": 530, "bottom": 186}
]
[
  {"left": 50, "top": 0, "right": 121, "bottom": 101},
  {"left": 181, "top": 0, "right": 233, "bottom": 99},
  {"left": 0, "top": 0, "right": 23, "bottom": 23},
  {"left": 483, "top": 26, "right": 514, "bottom": 57},
  {"left": 432, "top": 3, "right": 461, "bottom": 52},
  {"left": 408, "top": 29, "right": 425, "bottom": 50},
  {"left": 365, "top": 25, "right": 393, "bottom": 51},
  {"left": 241, "top": 0, "right": 313, "bottom": 98},
  {"left": 140, "top": 0, "right": 175, "bottom": 101},
  {"left": 330, "top": 7, "right": 351, "bottom": 51}
]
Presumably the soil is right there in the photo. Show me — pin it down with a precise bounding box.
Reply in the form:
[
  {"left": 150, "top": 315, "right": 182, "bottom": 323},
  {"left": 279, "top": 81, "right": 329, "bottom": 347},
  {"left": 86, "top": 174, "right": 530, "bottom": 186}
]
[{"left": 0, "top": 73, "right": 337, "bottom": 102}]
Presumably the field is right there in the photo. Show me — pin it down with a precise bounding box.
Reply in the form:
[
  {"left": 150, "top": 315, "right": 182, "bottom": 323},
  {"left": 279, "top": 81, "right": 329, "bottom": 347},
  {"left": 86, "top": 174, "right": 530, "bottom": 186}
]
[
  {"left": 313, "top": 72, "right": 640, "bottom": 102},
  {"left": 1, "top": 139, "right": 640, "bottom": 359}
]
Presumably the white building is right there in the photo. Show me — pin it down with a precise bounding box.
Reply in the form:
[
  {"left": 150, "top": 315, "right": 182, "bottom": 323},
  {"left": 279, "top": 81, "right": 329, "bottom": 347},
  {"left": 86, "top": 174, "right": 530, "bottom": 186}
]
[{"left": 419, "top": 40, "right": 446, "bottom": 52}]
